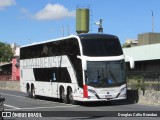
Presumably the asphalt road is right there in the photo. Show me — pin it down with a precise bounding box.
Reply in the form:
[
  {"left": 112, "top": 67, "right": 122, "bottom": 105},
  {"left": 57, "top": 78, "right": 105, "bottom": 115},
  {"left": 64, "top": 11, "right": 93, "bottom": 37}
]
[{"left": 0, "top": 89, "right": 160, "bottom": 120}]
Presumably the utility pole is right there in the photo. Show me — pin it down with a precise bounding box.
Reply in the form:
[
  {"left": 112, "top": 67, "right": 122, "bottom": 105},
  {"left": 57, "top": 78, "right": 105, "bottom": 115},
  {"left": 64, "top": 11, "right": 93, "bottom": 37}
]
[
  {"left": 151, "top": 10, "right": 154, "bottom": 32},
  {"left": 67, "top": 25, "right": 69, "bottom": 36},
  {"left": 62, "top": 26, "right": 64, "bottom": 37}
]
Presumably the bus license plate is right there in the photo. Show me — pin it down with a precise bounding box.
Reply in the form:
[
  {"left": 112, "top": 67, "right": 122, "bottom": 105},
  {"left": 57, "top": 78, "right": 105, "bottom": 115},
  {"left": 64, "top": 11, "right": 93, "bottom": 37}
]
[{"left": 105, "top": 95, "right": 112, "bottom": 98}]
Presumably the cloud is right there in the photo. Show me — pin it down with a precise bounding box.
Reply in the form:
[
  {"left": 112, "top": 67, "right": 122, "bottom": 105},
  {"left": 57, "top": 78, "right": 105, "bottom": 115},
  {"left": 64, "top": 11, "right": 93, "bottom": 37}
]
[
  {"left": 0, "top": 0, "right": 16, "bottom": 10},
  {"left": 34, "top": 4, "right": 75, "bottom": 21},
  {"left": 20, "top": 8, "right": 29, "bottom": 14}
]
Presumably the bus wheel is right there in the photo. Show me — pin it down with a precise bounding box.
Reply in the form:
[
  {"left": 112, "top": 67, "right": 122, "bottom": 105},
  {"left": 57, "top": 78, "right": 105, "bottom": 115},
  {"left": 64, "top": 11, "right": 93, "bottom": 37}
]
[
  {"left": 68, "top": 88, "right": 77, "bottom": 105},
  {"left": 27, "top": 90, "right": 31, "bottom": 98},
  {"left": 26, "top": 85, "right": 31, "bottom": 98},
  {"left": 61, "top": 88, "right": 69, "bottom": 104},
  {"left": 31, "top": 87, "right": 36, "bottom": 99}
]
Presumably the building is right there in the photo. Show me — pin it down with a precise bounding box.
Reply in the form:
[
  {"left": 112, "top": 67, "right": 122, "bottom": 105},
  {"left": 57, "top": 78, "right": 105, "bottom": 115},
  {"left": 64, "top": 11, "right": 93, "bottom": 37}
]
[
  {"left": 138, "top": 32, "right": 160, "bottom": 46},
  {"left": 0, "top": 63, "right": 12, "bottom": 80},
  {"left": 123, "top": 43, "right": 160, "bottom": 73},
  {"left": 11, "top": 44, "right": 20, "bottom": 80},
  {"left": 123, "top": 32, "right": 160, "bottom": 72},
  {"left": 123, "top": 32, "right": 160, "bottom": 91},
  {"left": 0, "top": 43, "right": 20, "bottom": 81}
]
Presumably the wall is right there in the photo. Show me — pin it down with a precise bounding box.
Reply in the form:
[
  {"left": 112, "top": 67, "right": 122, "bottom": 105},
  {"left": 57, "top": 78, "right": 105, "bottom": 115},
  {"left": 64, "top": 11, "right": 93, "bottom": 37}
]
[
  {"left": 138, "top": 90, "right": 160, "bottom": 105},
  {"left": 0, "top": 81, "right": 20, "bottom": 91}
]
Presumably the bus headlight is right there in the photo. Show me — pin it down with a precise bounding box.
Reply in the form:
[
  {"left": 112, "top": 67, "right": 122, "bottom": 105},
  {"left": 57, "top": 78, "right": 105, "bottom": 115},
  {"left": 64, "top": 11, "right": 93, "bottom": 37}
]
[{"left": 120, "top": 87, "right": 126, "bottom": 93}]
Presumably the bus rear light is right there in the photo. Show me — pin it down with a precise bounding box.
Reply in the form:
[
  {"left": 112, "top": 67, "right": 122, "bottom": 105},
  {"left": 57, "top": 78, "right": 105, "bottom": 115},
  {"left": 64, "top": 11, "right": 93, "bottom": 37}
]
[{"left": 83, "top": 85, "right": 88, "bottom": 98}]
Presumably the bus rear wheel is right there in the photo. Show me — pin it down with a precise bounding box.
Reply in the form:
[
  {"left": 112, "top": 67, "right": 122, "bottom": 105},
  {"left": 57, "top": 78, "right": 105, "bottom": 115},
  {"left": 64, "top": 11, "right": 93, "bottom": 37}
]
[
  {"left": 26, "top": 85, "right": 31, "bottom": 98},
  {"left": 68, "top": 88, "right": 77, "bottom": 105},
  {"left": 31, "top": 87, "right": 36, "bottom": 99}
]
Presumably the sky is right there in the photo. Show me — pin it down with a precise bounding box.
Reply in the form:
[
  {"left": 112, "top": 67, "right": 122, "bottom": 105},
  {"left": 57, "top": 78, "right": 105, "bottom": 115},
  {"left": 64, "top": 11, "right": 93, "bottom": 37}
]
[{"left": 0, "top": 0, "right": 160, "bottom": 46}]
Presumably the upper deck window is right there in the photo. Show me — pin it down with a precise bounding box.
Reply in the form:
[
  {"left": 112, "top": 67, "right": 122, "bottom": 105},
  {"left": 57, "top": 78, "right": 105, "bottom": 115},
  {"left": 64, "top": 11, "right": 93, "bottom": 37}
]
[
  {"left": 20, "top": 38, "right": 80, "bottom": 59},
  {"left": 80, "top": 35, "right": 123, "bottom": 56}
]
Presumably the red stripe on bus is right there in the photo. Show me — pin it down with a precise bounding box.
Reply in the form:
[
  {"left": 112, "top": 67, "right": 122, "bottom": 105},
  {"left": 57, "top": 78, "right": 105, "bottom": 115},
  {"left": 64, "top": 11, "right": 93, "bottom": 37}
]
[{"left": 83, "top": 85, "right": 88, "bottom": 98}]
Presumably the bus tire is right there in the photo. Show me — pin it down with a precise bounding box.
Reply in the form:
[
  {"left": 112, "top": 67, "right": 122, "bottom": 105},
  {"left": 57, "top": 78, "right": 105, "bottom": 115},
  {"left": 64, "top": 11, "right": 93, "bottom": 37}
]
[
  {"left": 27, "top": 90, "right": 31, "bottom": 98},
  {"left": 68, "top": 88, "right": 77, "bottom": 105},
  {"left": 26, "top": 84, "right": 31, "bottom": 98},
  {"left": 31, "top": 86, "right": 36, "bottom": 99},
  {"left": 60, "top": 87, "right": 69, "bottom": 104}
]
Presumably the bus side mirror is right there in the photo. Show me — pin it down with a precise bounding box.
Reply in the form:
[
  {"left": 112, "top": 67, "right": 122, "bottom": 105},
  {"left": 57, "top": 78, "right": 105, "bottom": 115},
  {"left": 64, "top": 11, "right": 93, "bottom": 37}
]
[
  {"left": 77, "top": 56, "right": 87, "bottom": 71},
  {"left": 82, "top": 60, "right": 87, "bottom": 71},
  {"left": 125, "top": 56, "right": 135, "bottom": 69}
]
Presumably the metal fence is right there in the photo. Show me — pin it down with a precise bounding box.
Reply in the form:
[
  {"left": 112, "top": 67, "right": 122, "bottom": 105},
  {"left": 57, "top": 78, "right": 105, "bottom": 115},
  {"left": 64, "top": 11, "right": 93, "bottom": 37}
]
[{"left": 127, "top": 70, "right": 160, "bottom": 91}]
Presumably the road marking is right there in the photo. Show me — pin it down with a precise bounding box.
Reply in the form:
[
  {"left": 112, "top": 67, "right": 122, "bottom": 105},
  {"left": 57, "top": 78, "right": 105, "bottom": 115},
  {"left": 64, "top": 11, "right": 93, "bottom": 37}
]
[
  {"left": 0, "top": 92, "right": 60, "bottom": 104},
  {"left": 4, "top": 104, "right": 21, "bottom": 110},
  {"left": 0, "top": 93, "right": 26, "bottom": 99},
  {"left": 18, "top": 105, "right": 78, "bottom": 110},
  {"left": 1, "top": 92, "right": 78, "bottom": 111},
  {"left": 5, "top": 105, "right": 78, "bottom": 111}
]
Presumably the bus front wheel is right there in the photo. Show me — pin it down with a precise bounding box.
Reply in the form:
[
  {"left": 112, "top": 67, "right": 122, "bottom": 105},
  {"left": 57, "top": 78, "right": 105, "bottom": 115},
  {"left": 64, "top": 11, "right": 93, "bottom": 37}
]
[{"left": 60, "top": 88, "right": 69, "bottom": 104}]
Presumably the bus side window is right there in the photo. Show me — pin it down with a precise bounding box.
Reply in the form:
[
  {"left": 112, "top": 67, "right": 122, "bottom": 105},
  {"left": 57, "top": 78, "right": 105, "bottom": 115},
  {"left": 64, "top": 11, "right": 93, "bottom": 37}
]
[
  {"left": 55, "top": 41, "right": 61, "bottom": 56},
  {"left": 51, "top": 42, "right": 57, "bottom": 56},
  {"left": 66, "top": 38, "right": 80, "bottom": 56},
  {"left": 48, "top": 46, "right": 52, "bottom": 56},
  {"left": 25, "top": 48, "right": 30, "bottom": 59},
  {"left": 42, "top": 45, "right": 48, "bottom": 56}
]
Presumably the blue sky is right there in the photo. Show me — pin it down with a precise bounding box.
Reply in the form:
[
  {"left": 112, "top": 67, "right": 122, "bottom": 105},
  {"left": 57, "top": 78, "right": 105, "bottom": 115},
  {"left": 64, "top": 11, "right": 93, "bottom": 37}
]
[{"left": 0, "top": 0, "right": 160, "bottom": 45}]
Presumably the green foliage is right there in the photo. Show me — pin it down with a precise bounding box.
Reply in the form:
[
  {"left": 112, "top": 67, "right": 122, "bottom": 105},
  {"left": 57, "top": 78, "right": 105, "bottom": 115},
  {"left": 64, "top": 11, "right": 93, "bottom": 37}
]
[
  {"left": 0, "top": 42, "right": 13, "bottom": 62},
  {"left": 122, "top": 44, "right": 131, "bottom": 48},
  {"left": 127, "top": 75, "right": 144, "bottom": 90}
]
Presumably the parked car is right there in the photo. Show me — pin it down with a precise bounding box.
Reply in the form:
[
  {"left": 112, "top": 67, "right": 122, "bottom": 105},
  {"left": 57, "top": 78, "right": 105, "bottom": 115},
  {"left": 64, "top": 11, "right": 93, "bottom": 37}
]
[{"left": 0, "top": 94, "right": 5, "bottom": 120}]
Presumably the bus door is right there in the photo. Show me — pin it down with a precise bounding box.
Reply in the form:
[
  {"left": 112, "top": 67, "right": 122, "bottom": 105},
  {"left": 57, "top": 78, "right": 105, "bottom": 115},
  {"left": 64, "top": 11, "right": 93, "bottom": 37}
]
[{"left": 49, "top": 69, "right": 58, "bottom": 98}]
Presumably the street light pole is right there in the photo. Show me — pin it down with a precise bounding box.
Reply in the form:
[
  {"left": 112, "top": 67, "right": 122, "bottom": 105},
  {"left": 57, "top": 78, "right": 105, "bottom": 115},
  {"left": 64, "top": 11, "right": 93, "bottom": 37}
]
[
  {"left": 151, "top": 10, "right": 154, "bottom": 32},
  {"left": 62, "top": 26, "right": 64, "bottom": 37},
  {"left": 67, "top": 25, "right": 69, "bottom": 36}
]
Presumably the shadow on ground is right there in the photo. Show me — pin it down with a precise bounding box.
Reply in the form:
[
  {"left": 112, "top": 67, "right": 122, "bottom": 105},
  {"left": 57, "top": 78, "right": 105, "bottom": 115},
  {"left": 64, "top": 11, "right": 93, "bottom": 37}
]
[{"left": 31, "top": 90, "right": 139, "bottom": 107}]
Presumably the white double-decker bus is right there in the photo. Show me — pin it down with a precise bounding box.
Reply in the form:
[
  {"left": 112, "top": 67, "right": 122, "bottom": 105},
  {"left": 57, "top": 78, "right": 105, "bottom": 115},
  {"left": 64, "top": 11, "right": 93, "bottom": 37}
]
[{"left": 20, "top": 33, "right": 134, "bottom": 104}]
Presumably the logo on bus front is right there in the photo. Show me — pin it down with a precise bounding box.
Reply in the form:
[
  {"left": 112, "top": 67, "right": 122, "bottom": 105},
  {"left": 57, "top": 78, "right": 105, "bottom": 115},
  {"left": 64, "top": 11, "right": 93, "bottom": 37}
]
[{"left": 98, "top": 89, "right": 115, "bottom": 94}]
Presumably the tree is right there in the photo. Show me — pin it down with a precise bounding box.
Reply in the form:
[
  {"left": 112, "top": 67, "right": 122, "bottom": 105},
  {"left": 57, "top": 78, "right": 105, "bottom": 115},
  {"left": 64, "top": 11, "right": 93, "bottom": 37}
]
[{"left": 0, "top": 42, "right": 13, "bottom": 62}]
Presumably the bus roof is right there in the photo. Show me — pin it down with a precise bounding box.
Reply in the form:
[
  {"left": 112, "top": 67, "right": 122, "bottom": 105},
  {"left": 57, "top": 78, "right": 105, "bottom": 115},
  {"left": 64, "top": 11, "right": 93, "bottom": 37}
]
[
  {"left": 78, "top": 33, "right": 118, "bottom": 39},
  {"left": 20, "top": 33, "right": 118, "bottom": 48},
  {"left": 20, "top": 34, "right": 77, "bottom": 48}
]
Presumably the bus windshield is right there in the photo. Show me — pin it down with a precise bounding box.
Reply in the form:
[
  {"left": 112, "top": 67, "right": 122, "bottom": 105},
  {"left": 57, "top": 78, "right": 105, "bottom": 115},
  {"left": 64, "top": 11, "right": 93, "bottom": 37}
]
[{"left": 85, "top": 60, "right": 126, "bottom": 88}]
